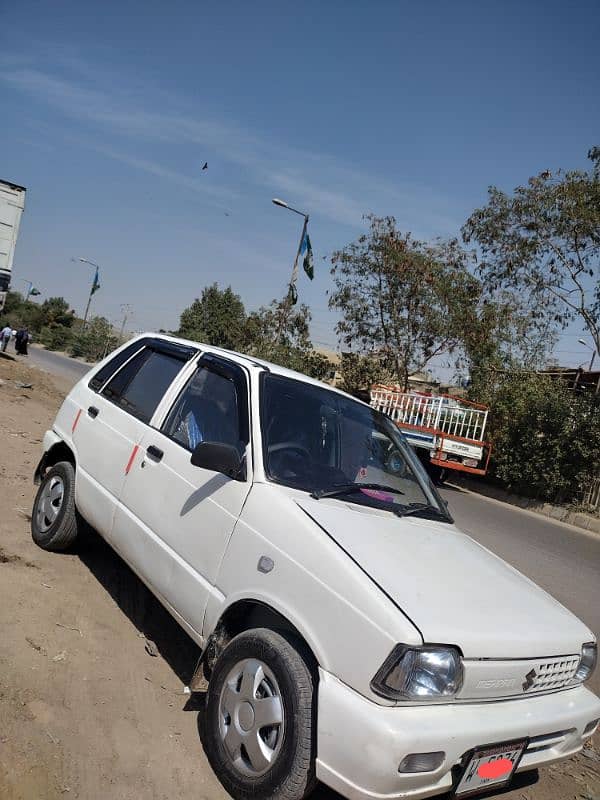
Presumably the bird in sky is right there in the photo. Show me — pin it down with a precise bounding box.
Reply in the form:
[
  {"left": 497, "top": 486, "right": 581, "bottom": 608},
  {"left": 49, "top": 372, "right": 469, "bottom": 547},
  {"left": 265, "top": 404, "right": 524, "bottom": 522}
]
[{"left": 202, "top": 162, "right": 208, "bottom": 170}]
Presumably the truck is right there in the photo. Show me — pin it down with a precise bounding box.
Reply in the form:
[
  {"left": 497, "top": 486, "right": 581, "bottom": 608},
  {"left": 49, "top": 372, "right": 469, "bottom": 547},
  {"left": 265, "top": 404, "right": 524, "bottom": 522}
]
[
  {"left": 0, "top": 179, "right": 27, "bottom": 312},
  {"left": 370, "top": 384, "right": 492, "bottom": 478}
]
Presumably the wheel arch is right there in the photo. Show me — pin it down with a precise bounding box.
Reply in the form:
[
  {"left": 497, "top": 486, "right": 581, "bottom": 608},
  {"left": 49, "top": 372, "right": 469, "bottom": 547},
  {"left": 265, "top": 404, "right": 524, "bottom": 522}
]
[
  {"left": 34, "top": 439, "right": 76, "bottom": 484},
  {"left": 191, "top": 598, "right": 320, "bottom": 690}
]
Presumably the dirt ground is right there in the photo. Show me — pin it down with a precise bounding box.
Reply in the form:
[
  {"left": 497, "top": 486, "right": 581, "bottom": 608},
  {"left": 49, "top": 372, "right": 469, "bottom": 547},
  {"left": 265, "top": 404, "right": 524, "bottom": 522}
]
[{"left": 1, "top": 353, "right": 599, "bottom": 800}]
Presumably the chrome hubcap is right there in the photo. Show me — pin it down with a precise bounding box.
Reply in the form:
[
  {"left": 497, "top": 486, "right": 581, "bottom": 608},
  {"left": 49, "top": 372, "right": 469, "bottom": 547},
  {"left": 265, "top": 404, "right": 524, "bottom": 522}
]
[
  {"left": 218, "top": 658, "right": 285, "bottom": 777},
  {"left": 36, "top": 476, "right": 64, "bottom": 532}
]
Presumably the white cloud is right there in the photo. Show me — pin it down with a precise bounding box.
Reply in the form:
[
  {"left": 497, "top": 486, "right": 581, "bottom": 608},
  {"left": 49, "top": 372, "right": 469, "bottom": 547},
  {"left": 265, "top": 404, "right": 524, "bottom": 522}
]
[{"left": 2, "top": 58, "right": 460, "bottom": 234}]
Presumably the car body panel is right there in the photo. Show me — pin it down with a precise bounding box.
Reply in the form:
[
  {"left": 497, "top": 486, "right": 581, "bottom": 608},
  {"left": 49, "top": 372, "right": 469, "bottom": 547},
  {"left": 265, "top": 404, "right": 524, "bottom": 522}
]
[
  {"left": 33, "top": 333, "right": 600, "bottom": 800},
  {"left": 295, "top": 496, "right": 593, "bottom": 658},
  {"left": 210, "top": 482, "right": 422, "bottom": 699}
]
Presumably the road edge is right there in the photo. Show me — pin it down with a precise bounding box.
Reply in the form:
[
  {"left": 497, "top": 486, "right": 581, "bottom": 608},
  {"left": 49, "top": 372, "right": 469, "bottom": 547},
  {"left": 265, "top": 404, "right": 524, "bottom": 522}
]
[{"left": 447, "top": 477, "right": 600, "bottom": 538}]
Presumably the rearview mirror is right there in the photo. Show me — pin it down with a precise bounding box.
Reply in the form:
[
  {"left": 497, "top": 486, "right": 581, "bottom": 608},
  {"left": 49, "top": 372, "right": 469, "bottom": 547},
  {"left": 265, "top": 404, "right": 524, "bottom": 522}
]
[{"left": 190, "top": 441, "right": 246, "bottom": 480}]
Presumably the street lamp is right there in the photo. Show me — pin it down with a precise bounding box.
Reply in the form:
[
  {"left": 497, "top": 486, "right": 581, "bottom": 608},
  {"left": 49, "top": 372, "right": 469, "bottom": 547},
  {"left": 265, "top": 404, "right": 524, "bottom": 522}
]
[
  {"left": 272, "top": 198, "right": 310, "bottom": 338},
  {"left": 578, "top": 338, "right": 596, "bottom": 371},
  {"left": 72, "top": 257, "right": 101, "bottom": 326},
  {"left": 272, "top": 198, "right": 308, "bottom": 218}
]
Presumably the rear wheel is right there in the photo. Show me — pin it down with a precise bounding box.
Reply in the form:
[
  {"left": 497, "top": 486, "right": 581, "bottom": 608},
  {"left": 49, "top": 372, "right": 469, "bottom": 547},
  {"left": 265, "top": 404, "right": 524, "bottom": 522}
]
[
  {"left": 31, "top": 461, "right": 80, "bottom": 551},
  {"left": 203, "top": 628, "right": 316, "bottom": 800}
]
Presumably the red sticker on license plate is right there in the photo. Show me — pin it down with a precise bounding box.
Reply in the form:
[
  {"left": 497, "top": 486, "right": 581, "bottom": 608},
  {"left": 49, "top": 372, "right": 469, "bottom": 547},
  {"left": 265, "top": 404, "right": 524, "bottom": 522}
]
[{"left": 455, "top": 739, "right": 527, "bottom": 797}]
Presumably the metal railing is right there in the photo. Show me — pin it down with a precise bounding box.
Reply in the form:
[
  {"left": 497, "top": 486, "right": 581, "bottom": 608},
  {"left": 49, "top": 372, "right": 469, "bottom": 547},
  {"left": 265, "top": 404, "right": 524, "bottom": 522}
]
[{"left": 370, "top": 386, "right": 489, "bottom": 444}]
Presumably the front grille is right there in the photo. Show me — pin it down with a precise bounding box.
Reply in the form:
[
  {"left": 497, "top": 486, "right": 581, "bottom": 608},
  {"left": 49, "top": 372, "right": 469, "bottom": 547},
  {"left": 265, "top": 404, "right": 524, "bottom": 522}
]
[{"left": 525, "top": 657, "right": 580, "bottom": 692}]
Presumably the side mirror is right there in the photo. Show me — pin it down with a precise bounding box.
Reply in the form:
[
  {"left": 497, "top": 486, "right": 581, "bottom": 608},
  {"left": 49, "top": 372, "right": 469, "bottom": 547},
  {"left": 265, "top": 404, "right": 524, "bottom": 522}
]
[{"left": 190, "top": 441, "right": 246, "bottom": 480}]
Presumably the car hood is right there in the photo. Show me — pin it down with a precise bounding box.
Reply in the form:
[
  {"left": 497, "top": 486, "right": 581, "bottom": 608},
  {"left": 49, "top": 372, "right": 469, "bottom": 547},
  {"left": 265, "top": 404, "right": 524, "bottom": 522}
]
[{"left": 296, "top": 497, "right": 592, "bottom": 658}]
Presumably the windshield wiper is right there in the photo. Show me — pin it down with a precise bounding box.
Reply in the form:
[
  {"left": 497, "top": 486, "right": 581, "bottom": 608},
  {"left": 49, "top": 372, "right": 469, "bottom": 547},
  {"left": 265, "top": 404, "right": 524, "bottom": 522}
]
[
  {"left": 393, "top": 502, "right": 448, "bottom": 520},
  {"left": 310, "top": 483, "right": 405, "bottom": 500}
]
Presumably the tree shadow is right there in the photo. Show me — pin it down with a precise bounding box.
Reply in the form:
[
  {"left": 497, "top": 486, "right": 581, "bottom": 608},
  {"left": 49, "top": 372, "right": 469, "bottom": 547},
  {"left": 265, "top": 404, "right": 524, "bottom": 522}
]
[{"left": 76, "top": 528, "right": 200, "bottom": 686}]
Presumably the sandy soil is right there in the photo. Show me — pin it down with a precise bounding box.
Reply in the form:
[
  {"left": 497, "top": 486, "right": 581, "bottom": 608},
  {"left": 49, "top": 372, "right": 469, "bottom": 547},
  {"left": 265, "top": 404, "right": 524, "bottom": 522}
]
[{"left": 0, "top": 353, "right": 599, "bottom": 800}]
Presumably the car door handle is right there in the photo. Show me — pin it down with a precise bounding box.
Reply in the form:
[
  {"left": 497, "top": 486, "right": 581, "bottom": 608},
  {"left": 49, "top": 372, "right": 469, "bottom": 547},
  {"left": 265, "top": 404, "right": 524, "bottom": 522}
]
[
  {"left": 146, "top": 445, "right": 163, "bottom": 462},
  {"left": 88, "top": 406, "right": 99, "bottom": 419}
]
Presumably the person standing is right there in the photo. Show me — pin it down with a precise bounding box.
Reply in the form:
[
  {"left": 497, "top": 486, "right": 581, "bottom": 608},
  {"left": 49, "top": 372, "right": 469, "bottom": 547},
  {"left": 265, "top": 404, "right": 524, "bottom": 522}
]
[
  {"left": 1, "top": 323, "right": 12, "bottom": 352},
  {"left": 15, "top": 327, "right": 29, "bottom": 356}
]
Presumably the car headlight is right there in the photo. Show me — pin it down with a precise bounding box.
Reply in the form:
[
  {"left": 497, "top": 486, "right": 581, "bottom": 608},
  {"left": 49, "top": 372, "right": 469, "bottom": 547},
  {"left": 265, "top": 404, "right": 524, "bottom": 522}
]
[
  {"left": 371, "top": 645, "right": 463, "bottom": 701},
  {"left": 575, "top": 642, "right": 597, "bottom": 683}
]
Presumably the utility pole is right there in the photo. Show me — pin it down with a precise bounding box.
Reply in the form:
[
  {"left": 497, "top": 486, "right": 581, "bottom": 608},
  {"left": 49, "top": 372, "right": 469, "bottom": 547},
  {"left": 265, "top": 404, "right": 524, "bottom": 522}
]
[{"left": 118, "top": 304, "right": 133, "bottom": 344}]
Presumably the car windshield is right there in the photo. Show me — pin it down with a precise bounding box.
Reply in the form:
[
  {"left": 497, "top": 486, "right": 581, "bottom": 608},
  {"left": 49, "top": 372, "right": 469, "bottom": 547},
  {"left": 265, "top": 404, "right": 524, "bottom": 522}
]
[{"left": 260, "top": 374, "right": 450, "bottom": 520}]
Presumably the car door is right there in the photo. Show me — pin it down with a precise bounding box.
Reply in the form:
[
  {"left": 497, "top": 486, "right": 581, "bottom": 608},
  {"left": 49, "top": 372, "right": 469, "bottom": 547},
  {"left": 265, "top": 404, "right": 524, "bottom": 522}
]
[
  {"left": 113, "top": 353, "right": 252, "bottom": 638},
  {"left": 73, "top": 337, "right": 197, "bottom": 537}
]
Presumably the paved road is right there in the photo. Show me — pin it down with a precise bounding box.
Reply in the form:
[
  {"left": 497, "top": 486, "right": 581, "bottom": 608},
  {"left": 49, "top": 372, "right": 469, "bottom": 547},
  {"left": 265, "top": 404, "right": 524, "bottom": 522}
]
[
  {"left": 22, "top": 347, "right": 600, "bottom": 694},
  {"left": 440, "top": 484, "right": 600, "bottom": 694},
  {"left": 28, "top": 344, "right": 90, "bottom": 386}
]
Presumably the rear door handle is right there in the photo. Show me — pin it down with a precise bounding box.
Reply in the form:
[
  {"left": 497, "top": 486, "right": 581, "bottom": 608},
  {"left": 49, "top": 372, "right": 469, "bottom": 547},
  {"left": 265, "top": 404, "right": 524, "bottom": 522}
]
[
  {"left": 88, "top": 406, "right": 99, "bottom": 419},
  {"left": 146, "top": 445, "right": 163, "bottom": 462}
]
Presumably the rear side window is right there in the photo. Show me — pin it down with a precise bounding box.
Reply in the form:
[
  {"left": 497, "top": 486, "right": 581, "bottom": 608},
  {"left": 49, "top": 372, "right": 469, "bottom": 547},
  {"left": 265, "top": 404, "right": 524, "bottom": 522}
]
[
  {"left": 89, "top": 339, "right": 149, "bottom": 392},
  {"left": 101, "top": 348, "right": 185, "bottom": 423}
]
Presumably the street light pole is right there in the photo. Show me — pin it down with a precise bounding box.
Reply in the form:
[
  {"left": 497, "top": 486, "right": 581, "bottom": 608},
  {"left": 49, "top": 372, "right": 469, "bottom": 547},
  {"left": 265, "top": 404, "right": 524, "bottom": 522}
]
[
  {"left": 272, "top": 198, "right": 310, "bottom": 340},
  {"left": 73, "top": 257, "right": 101, "bottom": 327}
]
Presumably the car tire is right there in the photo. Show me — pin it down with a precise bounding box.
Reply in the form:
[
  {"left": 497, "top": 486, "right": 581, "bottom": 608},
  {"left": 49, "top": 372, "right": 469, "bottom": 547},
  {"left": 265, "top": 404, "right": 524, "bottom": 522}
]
[
  {"left": 31, "top": 461, "right": 80, "bottom": 551},
  {"left": 202, "top": 628, "right": 317, "bottom": 800}
]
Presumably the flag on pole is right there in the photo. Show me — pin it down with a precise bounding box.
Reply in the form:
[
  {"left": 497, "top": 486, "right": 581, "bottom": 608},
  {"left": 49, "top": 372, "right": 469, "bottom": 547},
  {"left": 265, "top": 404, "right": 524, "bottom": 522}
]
[
  {"left": 300, "top": 230, "right": 314, "bottom": 279},
  {"left": 91, "top": 267, "right": 100, "bottom": 295},
  {"left": 30, "top": 287, "right": 41, "bottom": 296}
]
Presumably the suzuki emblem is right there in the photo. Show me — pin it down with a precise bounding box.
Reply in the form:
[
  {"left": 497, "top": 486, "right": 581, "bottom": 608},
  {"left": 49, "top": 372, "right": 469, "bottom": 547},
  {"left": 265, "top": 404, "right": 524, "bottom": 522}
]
[{"left": 522, "top": 668, "right": 537, "bottom": 691}]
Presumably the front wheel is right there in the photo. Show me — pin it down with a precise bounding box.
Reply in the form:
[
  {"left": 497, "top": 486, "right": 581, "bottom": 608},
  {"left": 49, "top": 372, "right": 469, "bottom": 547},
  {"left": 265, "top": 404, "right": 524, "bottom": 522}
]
[
  {"left": 203, "top": 628, "right": 316, "bottom": 800},
  {"left": 31, "top": 461, "right": 80, "bottom": 551}
]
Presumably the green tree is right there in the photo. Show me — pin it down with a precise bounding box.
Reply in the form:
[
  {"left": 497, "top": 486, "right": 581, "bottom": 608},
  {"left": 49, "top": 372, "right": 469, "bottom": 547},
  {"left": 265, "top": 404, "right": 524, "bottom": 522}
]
[
  {"left": 242, "top": 299, "right": 330, "bottom": 380},
  {"left": 1, "top": 290, "right": 45, "bottom": 332},
  {"left": 475, "top": 371, "right": 600, "bottom": 503},
  {"left": 336, "top": 352, "right": 393, "bottom": 397},
  {"left": 1, "top": 292, "right": 76, "bottom": 344},
  {"left": 178, "top": 284, "right": 246, "bottom": 350},
  {"left": 39, "top": 297, "right": 75, "bottom": 329},
  {"left": 329, "top": 215, "right": 481, "bottom": 389},
  {"left": 69, "top": 316, "right": 118, "bottom": 362},
  {"left": 463, "top": 147, "right": 600, "bottom": 359}
]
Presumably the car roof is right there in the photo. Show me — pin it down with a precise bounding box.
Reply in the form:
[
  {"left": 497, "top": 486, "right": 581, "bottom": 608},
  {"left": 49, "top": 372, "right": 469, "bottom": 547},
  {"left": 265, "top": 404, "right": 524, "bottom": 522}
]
[{"left": 138, "top": 332, "right": 365, "bottom": 405}]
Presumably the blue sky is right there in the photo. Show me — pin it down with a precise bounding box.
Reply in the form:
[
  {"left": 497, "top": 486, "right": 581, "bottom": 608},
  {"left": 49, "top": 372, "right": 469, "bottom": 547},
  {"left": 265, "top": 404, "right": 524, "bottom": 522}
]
[{"left": 1, "top": 0, "right": 598, "bottom": 371}]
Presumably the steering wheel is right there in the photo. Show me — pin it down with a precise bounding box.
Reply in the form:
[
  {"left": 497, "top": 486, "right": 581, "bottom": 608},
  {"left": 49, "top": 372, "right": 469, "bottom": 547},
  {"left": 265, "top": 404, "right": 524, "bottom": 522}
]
[
  {"left": 386, "top": 448, "right": 408, "bottom": 477},
  {"left": 268, "top": 442, "right": 312, "bottom": 461}
]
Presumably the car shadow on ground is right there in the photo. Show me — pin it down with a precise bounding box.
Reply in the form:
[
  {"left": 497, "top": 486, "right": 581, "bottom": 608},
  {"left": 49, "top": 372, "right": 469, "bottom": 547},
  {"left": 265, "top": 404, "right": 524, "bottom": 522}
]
[
  {"left": 75, "top": 528, "right": 539, "bottom": 800},
  {"left": 76, "top": 527, "right": 200, "bottom": 686}
]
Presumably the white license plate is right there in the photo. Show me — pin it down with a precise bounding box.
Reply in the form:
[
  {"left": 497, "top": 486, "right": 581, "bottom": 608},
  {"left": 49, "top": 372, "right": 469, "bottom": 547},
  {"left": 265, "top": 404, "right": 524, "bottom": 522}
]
[{"left": 455, "top": 739, "right": 527, "bottom": 797}]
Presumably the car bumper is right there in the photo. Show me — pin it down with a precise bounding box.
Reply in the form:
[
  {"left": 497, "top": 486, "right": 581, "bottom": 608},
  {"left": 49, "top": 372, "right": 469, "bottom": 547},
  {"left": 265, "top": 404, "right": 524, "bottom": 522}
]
[{"left": 316, "top": 669, "right": 600, "bottom": 800}]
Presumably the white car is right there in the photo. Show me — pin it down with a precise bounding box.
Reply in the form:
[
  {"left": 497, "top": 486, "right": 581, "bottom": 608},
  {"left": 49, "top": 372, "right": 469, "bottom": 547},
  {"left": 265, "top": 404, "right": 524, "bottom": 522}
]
[{"left": 31, "top": 334, "right": 600, "bottom": 800}]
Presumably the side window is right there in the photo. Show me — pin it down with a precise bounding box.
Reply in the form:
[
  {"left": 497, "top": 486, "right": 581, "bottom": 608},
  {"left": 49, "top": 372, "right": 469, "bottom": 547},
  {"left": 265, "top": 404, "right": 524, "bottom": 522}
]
[
  {"left": 101, "top": 348, "right": 184, "bottom": 423},
  {"left": 88, "top": 338, "right": 149, "bottom": 392},
  {"left": 162, "top": 364, "right": 247, "bottom": 452}
]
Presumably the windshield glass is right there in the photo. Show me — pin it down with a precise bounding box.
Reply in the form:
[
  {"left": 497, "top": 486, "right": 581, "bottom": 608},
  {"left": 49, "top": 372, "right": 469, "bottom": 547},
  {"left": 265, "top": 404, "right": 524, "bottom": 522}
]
[{"left": 260, "top": 374, "right": 449, "bottom": 519}]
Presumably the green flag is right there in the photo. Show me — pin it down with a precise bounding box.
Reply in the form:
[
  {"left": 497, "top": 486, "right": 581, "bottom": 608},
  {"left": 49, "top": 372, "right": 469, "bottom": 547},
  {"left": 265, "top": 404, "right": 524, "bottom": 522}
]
[
  {"left": 300, "top": 231, "right": 314, "bottom": 280},
  {"left": 30, "top": 288, "right": 41, "bottom": 296},
  {"left": 91, "top": 267, "right": 100, "bottom": 295}
]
